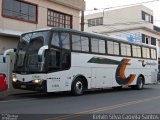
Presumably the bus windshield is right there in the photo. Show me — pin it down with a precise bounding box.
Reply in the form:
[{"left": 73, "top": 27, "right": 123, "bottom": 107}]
[{"left": 14, "top": 31, "right": 51, "bottom": 73}]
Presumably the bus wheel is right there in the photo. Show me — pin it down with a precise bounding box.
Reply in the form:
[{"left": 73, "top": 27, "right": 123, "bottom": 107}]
[
  {"left": 131, "top": 76, "right": 144, "bottom": 90},
  {"left": 71, "top": 78, "right": 84, "bottom": 96}
]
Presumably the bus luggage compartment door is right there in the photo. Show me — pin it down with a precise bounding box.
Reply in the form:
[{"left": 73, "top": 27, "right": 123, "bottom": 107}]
[{"left": 91, "top": 68, "right": 112, "bottom": 88}]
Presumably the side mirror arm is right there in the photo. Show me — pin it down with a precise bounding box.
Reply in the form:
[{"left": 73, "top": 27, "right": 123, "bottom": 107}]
[{"left": 38, "top": 45, "right": 49, "bottom": 71}]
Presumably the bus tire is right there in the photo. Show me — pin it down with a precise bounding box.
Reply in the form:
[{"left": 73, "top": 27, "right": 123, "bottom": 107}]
[
  {"left": 131, "top": 76, "right": 144, "bottom": 90},
  {"left": 71, "top": 78, "right": 84, "bottom": 96}
]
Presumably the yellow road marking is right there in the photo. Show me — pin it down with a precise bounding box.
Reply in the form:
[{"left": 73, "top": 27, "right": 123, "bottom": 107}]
[{"left": 45, "top": 95, "right": 160, "bottom": 120}]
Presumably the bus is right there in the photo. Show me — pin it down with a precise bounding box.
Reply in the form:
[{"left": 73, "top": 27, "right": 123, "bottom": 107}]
[{"left": 12, "top": 28, "right": 158, "bottom": 95}]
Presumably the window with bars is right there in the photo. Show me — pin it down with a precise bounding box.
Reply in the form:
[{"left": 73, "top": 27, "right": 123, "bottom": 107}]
[
  {"left": 47, "top": 9, "right": 72, "bottom": 29},
  {"left": 142, "top": 34, "right": 156, "bottom": 46},
  {"left": 141, "top": 11, "right": 153, "bottom": 24},
  {"left": 2, "top": 0, "right": 37, "bottom": 23},
  {"left": 88, "top": 17, "right": 103, "bottom": 27}
]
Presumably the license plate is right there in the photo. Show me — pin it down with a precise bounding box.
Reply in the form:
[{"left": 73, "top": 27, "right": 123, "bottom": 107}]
[{"left": 21, "top": 85, "right": 26, "bottom": 88}]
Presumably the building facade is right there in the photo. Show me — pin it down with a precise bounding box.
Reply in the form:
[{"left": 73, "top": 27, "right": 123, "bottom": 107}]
[
  {"left": 0, "top": 0, "right": 85, "bottom": 53},
  {"left": 84, "top": 5, "right": 160, "bottom": 57}
]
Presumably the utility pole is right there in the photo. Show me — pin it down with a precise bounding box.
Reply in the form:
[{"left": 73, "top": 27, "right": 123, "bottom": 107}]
[{"left": 81, "top": 10, "right": 84, "bottom": 31}]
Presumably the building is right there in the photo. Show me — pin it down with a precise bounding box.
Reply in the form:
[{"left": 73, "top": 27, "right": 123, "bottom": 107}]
[
  {"left": 84, "top": 5, "right": 160, "bottom": 57},
  {"left": 0, "top": 0, "right": 85, "bottom": 53}
]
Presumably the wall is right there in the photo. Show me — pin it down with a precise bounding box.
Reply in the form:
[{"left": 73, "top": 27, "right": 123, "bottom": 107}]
[
  {"left": 0, "top": 36, "right": 19, "bottom": 54},
  {"left": 84, "top": 5, "right": 153, "bottom": 33},
  {"left": 106, "top": 29, "right": 160, "bottom": 43},
  {"left": 0, "top": 0, "right": 81, "bottom": 33}
]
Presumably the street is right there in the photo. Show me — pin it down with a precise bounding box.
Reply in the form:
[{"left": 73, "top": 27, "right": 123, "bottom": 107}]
[{"left": 0, "top": 84, "right": 160, "bottom": 120}]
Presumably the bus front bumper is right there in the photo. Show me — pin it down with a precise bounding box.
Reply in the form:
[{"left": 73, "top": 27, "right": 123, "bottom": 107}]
[{"left": 12, "top": 80, "right": 47, "bottom": 92}]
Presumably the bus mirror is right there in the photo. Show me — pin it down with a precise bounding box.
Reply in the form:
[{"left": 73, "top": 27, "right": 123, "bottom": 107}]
[
  {"left": 3, "top": 49, "right": 16, "bottom": 63},
  {"left": 38, "top": 45, "right": 48, "bottom": 62}
]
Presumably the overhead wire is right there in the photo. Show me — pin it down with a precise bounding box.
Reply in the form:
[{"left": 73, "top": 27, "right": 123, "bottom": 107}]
[
  {"left": 84, "top": 0, "right": 160, "bottom": 36},
  {"left": 37, "top": 0, "right": 160, "bottom": 21},
  {"left": 85, "top": 0, "right": 160, "bottom": 12},
  {"left": 84, "top": 0, "right": 160, "bottom": 27}
]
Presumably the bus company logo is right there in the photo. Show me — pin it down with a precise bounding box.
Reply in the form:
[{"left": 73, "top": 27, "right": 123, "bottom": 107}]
[
  {"left": 138, "top": 60, "right": 146, "bottom": 67},
  {"left": 138, "top": 60, "right": 157, "bottom": 67},
  {"left": 88, "top": 57, "right": 136, "bottom": 85},
  {"left": 115, "top": 59, "right": 136, "bottom": 85}
]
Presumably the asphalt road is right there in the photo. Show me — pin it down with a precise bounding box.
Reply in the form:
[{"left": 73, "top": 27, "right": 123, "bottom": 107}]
[{"left": 0, "top": 84, "right": 160, "bottom": 120}]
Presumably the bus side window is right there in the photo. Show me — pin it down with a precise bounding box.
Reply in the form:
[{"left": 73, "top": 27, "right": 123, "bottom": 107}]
[
  {"left": 49, "top": 50, "right": 60, "bottom": 69},
  {"left": 81, "top": 36, "right": 89, "bottom": 52},
  {"left": 132, "top": 45, "right": 142, "bottom": 58},
  {"left": 72, "top": 35, "right": 81, "bottom": 51},
  {"left": 151, "top": 48, "right": 156, "bottom": 59},
  {"left": 91, "top": 38, "right": 105, "bottom": 54},
  {"left": 60, "top": 33, "right": 70, "bottom": 50},
  {"left": 91, "top": 38, "right": 99, "bottom": 53},
  {"left": 51, "top": 32, "right": 59, "bottom": 47},
  {"left": 72, "top": 34, "right": 89, "bottom": 52},
  {"left": 107, "top": 41, "right": 119, "bottom": 55},
  {"left": 99, "top": 40, "right": 105, "bottom": 53},
  {"left": 142, "top": 47, "right": 150, "bottom": 59},
  {"left": 121, "top": 43, "right": 131, "bottom": 56},
  {"left": 52, "top": 32, "right": 70, "bottom": 50}
]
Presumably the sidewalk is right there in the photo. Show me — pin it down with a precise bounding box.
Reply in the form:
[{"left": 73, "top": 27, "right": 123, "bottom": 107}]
[{"left": 0, "top": 88, "right": 33, "bottom": 100}]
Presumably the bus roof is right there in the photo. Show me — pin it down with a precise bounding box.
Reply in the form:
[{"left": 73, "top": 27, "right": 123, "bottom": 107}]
[{"left": 23, "top": 27, "right": 157, "bottom": 49}]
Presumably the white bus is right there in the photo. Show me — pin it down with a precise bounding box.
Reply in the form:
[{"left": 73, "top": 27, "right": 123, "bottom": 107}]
[{"left": 12, "top": 28, "right": 158, "bottom": 95}]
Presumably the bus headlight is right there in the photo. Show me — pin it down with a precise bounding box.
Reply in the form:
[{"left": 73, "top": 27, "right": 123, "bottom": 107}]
[
  {"left": 12, "top": 77, "right": 17, "bottom": 82},
  {"left": 33, "top": 79, "right": 41, "bottom": 84}
]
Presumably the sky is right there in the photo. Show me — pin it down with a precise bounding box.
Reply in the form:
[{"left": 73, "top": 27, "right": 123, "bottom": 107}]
[{"left": 84, "top": 0, "right": 160, "bottom": 27}]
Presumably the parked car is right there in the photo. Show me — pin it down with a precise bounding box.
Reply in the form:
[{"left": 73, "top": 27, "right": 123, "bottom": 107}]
[{"left": 0, "top": 73, "right": 8, "bottom": 92}]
